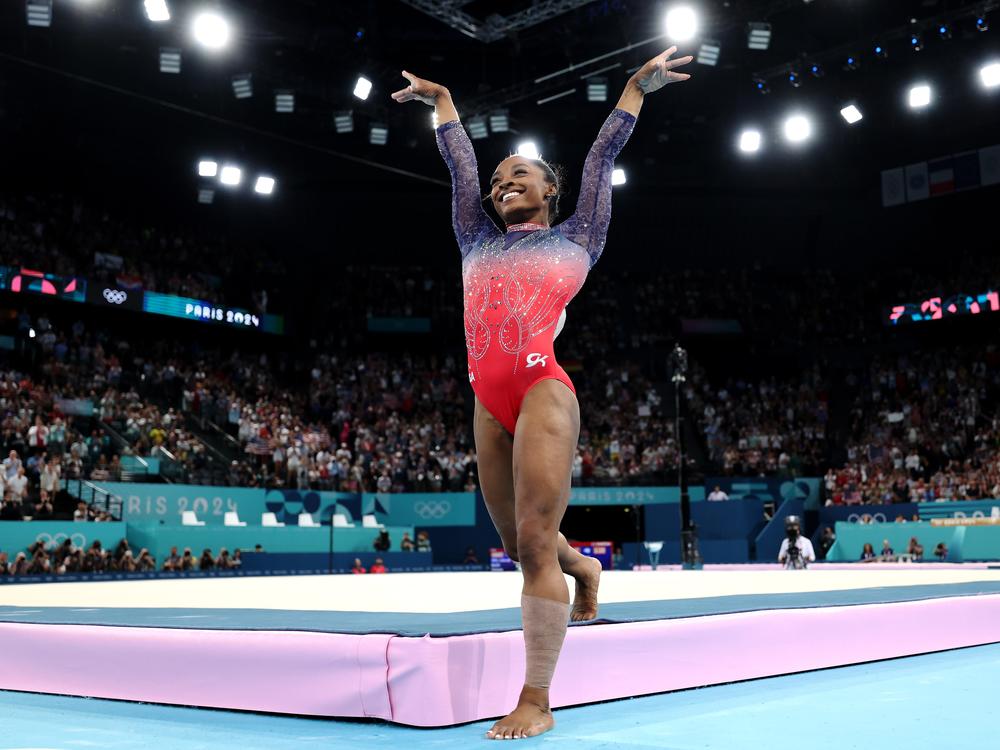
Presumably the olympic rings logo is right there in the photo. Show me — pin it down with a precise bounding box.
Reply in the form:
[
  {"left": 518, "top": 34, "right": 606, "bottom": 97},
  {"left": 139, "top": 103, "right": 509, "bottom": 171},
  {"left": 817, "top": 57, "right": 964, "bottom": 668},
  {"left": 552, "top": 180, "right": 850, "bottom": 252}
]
[
  {"left": 846, "top": 513, "right": 886, "bottom": 524},
  {"left": 413, "top": 500, "right": 451, "bottom": 519},
  {"left": 102, "top": 288, "right": 128, "bottom": 305},
  {"left": 35, "top": 532, "right": 87, "bottom": 550}
]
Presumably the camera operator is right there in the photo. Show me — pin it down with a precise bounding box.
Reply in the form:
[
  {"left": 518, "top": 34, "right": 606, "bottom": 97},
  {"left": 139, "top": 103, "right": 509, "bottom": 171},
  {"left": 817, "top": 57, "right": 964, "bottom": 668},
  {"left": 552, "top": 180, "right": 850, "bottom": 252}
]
[{"left": 778, "top": 515, "right": 815, "bottom": 570}]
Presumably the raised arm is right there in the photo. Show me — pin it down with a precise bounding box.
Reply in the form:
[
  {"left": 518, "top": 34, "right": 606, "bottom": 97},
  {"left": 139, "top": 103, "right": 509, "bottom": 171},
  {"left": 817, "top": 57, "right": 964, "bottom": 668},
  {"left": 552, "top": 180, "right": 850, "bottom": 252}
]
[
  {"left": 560, "top": 47, "right": 692, "bottom": 266},
  {"left": 392, "top": 71, "right": 498, "bottom": 258}
]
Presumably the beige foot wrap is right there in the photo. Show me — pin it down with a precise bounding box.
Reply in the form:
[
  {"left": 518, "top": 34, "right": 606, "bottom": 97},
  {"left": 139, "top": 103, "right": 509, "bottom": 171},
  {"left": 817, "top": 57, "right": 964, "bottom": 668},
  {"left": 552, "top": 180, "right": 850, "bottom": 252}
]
[{"left": 521, "top": 594, "right": 570, "bottom": 690}]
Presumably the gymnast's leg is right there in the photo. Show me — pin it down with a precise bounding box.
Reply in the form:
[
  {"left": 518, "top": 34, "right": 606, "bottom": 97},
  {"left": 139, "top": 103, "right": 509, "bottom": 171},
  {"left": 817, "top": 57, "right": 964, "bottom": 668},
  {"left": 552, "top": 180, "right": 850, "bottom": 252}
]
[
  {"left": 484, "top": 380, "right": 580, "bottom": 740},
  {"left": 473, "top": 396, "right": 602, "bottom": 621}
]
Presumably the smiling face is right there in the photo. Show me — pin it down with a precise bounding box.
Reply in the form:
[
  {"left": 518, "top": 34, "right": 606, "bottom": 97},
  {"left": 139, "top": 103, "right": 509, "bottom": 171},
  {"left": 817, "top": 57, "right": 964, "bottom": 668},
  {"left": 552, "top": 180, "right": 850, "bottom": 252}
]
[{"left": 489, "top": 156, "right": 557, "bottom": 226}]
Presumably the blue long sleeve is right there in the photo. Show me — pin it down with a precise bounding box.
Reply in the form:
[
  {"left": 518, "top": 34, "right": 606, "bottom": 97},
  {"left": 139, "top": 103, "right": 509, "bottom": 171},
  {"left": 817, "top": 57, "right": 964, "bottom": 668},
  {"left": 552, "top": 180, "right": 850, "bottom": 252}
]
[
  {"left": 558, "top": 108, "right": 636, "bottom": 266},
  {"left": 435, "top": 120, "right": 500, "bottom": 258}
]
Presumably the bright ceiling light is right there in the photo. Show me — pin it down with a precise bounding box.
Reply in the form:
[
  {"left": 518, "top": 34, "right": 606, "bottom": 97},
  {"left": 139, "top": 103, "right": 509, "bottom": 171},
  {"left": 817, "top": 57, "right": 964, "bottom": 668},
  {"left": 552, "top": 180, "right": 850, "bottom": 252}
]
[
  {"left": 908, "top": 83, "right": 932, "bottom": 108},
  {"left": 353, "top": 76, "right": 373, "bottom": 100},
  {"left": 784, "top": 114, "right": 812, "bottom": 143},
  {"left": 198, "top": 160, "right": 218, "bottom": 177},
  {"left": 144, "top": 0, "right": 169, "bottom": 22},
  {"left": 516, "top": 141, "right": 540, "bottom": 160},
  {"left": 665, "top": 6, "right": 698, "bottom": 42},
  {"left": 254, "top": 176, "right": 275, "bottom": 195},
  {"left": 739, "top": 129, "right": 761, "bottom": 153},
  {"left": 611, "top": 168, "right": 626, "bottom": 186},
  {"left": 192, "top": 12, "right": 230, "bottom": 49},
  {"left": 980, "top": 62, "right": 1000, "bottom": 89},
  {"left": 840, "top": 105, "right": 863, "bottom": 124},
  {"left": 219, "top": 165, "right": 241, "bottom": 186}
]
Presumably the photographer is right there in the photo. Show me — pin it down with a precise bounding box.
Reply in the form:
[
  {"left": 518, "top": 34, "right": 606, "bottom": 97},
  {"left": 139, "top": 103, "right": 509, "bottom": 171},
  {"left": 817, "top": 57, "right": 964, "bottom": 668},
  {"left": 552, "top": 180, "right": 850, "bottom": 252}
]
[{"left": 778, "top": 515, "right": 815, "bottom": 570}]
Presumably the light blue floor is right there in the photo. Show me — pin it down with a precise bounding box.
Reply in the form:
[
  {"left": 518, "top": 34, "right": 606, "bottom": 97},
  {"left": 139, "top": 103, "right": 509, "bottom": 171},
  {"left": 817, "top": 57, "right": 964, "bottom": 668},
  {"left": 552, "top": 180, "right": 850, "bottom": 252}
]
[{"left": 3, "top": 644, "right": 997, "bottom": 749}]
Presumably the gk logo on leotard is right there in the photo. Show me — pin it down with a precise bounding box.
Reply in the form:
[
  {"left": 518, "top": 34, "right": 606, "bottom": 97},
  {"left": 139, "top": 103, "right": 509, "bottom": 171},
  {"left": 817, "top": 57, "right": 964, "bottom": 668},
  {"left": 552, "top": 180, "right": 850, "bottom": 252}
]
[
  {"left": 468, "top": 369, "right": 475, "bottom": 383},
  {"left": 525, "top": 353, "right": 549, "bottom": 368}
]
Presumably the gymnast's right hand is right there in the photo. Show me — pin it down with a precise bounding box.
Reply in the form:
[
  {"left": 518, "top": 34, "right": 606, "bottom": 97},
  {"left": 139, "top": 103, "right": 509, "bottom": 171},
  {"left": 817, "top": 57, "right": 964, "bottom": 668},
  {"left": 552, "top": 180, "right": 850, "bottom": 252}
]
[{"left": 390, "top": 71, "right": 447, "bottom": 106}]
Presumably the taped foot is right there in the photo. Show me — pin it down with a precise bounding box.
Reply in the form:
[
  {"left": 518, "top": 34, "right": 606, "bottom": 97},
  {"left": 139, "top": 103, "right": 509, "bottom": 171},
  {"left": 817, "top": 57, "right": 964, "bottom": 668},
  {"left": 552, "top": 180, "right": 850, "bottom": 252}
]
[{"left": 570, "top": 555, "right": 602, "bottom": 622}]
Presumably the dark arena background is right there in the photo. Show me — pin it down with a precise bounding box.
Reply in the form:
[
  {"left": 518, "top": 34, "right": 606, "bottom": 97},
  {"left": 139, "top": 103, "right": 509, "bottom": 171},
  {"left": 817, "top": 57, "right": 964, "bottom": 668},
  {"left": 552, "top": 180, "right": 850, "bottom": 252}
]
[{"left": 2, "top": 1, "right": 1000, "bottom": 747}]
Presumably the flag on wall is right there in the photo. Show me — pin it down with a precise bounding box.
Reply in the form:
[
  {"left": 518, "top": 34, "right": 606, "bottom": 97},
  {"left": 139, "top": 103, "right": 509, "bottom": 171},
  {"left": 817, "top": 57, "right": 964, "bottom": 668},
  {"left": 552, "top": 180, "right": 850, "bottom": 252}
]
[
  {"left": 881, "top": 168, "right": 906, "bottom": 207},
  {"left": 981, "top": 144, "right": 1000, "bottom": 186},
  {"left": 905, "top": 162, "right": 929, "bottom": 202},
  {"left": 928, "top": 156, "right": 955, "bottom": 196}
]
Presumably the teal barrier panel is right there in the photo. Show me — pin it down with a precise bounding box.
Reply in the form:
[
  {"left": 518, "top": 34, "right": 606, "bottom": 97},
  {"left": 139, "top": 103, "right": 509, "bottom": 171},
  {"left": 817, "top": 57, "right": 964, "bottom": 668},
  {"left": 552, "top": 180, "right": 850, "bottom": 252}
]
[
  {"left": 0, "top": 521, "right": 127, "bottom": 554},
  {"left": 918, "top": 500, "right": 1000, "bottom": 520},
  {"left": 705, "top": 477, "right": 822, "bottom": 511},
  {"left": 827, "top": 522, "right": 962, "bottom": 562},
  {"left": 67, "top": 483, "right": 270, "bottom": 525},
  {"left": 958, "top": 525, "right": 1000, "bottom": 560},
  {"left": 363, "top": 492, "right": 476, "bottom": 527},
  {"left": 568, "top": 486, "right": 706, "bottom": 506},
  {"left": 125, "top": 523, "right": 416, "bottom": 561}
]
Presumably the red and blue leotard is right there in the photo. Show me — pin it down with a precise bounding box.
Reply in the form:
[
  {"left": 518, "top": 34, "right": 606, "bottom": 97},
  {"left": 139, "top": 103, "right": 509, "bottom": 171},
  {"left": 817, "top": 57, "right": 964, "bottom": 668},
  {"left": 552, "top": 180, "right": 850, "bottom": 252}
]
[{"left": 435, "top": 108, "right": 636, "bottom": 434}]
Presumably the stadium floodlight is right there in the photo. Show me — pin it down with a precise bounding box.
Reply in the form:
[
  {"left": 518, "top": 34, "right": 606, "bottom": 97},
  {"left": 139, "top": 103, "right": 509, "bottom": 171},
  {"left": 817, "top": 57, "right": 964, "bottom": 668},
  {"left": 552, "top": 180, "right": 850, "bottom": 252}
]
[
  {"left": 909, "top": 83, "right": 932, "bottom": 108},
  {"left": 26, "top": 0, "right": 52, "bottom": 27},
  {"left": 254, "top": 176, "right": 275, "bottom": 195},
  {"left": 981, "top": 62, "right": 1000, "bottom": 88},
  {"left": 937, "top": 23, "right": 952, "bottom": 40},
  {"left": 783, "top": 114, "right": 812, "bottom": 143},
  {"left": 333, "top": 110, "right": 354, "bottom": 133},
  {"left": 516, "top": 141, "right": 540, "bottom": 160},
  {"left": 874, "top": 43, "right": 888, "bottom": 59},
  {"left": 739, "top": 129, "right": 762, "bottom": 153},
  {"left": 665, "top": 6, "right": 698, "bottom": 42},
  {"left": 274, "top": 90, "right": 294, "bottom": 113},
  {"left": 910, "top": 33, "right": 924, "bottom": 52},
  {"left": 489, "top": 110, "right": 509, "bottom": 133},
  {"left": 788, "top": 70, "right": 802, "bottom": 88},
  {"left": 977, "top": 14, "right": 989, "bottom": 32},
  {"left": 197, "top": 188, "right": 214, "bottom": 204},
  {"left": 197, "top": 160, "right": 218, "bottom": 177},
  {"left": 809, "top": 63, "right": 824, "bottom": 78},
  {"left": 144, "top": 0, "right": 169, "bottom": 22},
  {"left": 192, "top": 11, "right": 230, "bottom": 50},
  {"left": 586, "top": 77, "right": 608, "bottom": 102},
  {"left": 231, "top": 73, "right": 252, "bottom": 99},
  {"left": 844, "top": 55, "right": 860, "bottom": 71},
  {"left": 353, "top": 76, "right": 373, "bottom": 100},
  {"left": 467, "top": 116, "right": 488, "bottom": 139},
  {"left": 369, "top": 123, "right": 388, "bottom": 145},
  {"left": 747, "top": 22, "right": 771, "bottom": 50},
  {"left": 159, "top": 48, "right": 181, "bottom": 74},
  {"left": 697, "top": 40, "right": 720, "bottom": 66},
  {"left": 219, "top": 165, "right": 241, "bottom": 186},
  {"left": 840, "top": 104, "right": 863, "bottom": 124},
  {"left": 611, "top": 168, "right": 626, "bottom": 186},
  {"left": 753, "top": 77, "right": 770, "bottom": 95}
]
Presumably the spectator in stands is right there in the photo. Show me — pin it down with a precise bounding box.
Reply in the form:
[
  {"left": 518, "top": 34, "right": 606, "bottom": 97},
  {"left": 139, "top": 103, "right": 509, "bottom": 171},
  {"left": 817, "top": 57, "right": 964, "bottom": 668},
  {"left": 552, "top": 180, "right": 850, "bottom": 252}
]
[
  {"left": 8, "top": 467, "right": 28, "bottom": 504},
  {"left": 180, "top": 547, "right": 195, "bottom": 571},
  {"left": 231, "top": 549, "right": 242, "bottom": 568},
  {"left": 463, "top": 546, "right": 480, "bottom": 564},
  {"left": 880, "top": 539, "right": 895, "bottom": 562},
  {"left": 0, "top": 551, "right": 8, "bottom": 575},
  {"left": 216, "top": 548, "right": 234, "bottom": 569},
  {"left": 934, "top": 542, "right": 948, "bottom": 561},
  {"left": 908, "top": 537, "right": 924, "bottom": 561},
  {"left": 860, "top": 542, "right": 877, "bottom": 562},
  {"left": 373, "top": 529, "right": 390, "bottom": 552},
  {"left": 370, "top": 557, "right": 387, "bottom": 574},
  {"left": 416, "top": 530, "right": 431, "bottom": 552},
  {"left": 4, "top": 450, "right": 22, "bottom": 480},
  {"left": 33, "top": 491, "right": 54, "bottom": 520},
  {"left": 400, "top": 532, "right": 415, "bottom": 552},
  {"left": 707, "top": 485, "right": 730, "bottom": 502},
  {"left": 817, "top": 527, "right": 836, "bottom": 560},
  {"left": 0, "top": 499, "right": 24, "bottom": 521},
  {"left": 162, "top": 546, "right": 181, "bottom": 571},
  {"left": 73, "top": 501, "right": 90, "bottom": 522},
  {"left": 351, "top": 558, "right": 366, "bottom": 574},
  {"left": 199, "top": 548, "right": 215, "bottom": 570},
  {"left": 136, "top": 549, "right": 155, "bottom": 571}
]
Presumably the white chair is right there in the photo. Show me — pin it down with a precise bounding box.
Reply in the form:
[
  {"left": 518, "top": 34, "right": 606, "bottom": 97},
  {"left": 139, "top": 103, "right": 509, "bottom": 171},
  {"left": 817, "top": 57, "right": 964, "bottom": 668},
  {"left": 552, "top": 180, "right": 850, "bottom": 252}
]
[
  {"left": 333, "top": 513, "right": 355, "bottom": 528},
  {"left": 261, "top": 512, "right": 285, "bottom": 528},
  {"left": 181, "top": 510, "right": 205, "bottom": 527},
  {"left": 298, "top": 513, "right": 320, "bottom": 528},
  {"left": 362, "top": 514, "right": 384, "bottom": 529},
  {"left": 224, "top": 511, "right": 246, "bottom": 527}
]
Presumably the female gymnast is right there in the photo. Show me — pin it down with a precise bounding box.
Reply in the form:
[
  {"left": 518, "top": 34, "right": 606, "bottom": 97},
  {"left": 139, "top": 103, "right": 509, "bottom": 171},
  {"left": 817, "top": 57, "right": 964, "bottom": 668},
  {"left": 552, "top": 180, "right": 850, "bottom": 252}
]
[{"left": 391, "top": 47, "right": 692, "bottom": 739}]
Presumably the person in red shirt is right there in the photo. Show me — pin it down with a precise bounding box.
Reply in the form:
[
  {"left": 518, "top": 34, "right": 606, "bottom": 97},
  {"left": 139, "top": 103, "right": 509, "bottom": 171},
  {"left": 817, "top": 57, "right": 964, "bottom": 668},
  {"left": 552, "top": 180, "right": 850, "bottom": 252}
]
[
  {"left": 369, "top": 557, "right": 387, "bottom": 574},
  {"left": 350, "top": 557, "right": 366, "bottom": 574}
]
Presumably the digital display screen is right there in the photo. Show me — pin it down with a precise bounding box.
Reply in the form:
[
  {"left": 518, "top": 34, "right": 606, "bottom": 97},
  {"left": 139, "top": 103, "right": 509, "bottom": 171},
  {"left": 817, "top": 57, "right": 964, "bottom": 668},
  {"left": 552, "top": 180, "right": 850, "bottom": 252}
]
[
  {"left": 143, "top": 292, "right": 284, "bottom": 334},
  {"left": 85, "top": 284, "right": 145, "bottom": 312},
  {"left": 0, "top": 266, "right": 86, "bottom": 303},
  {"left": 887, "top": 290, "right": 1000, "bottom": 325},
  {"left": 490, "top": 548, "right": 517, "bottom": 571}
]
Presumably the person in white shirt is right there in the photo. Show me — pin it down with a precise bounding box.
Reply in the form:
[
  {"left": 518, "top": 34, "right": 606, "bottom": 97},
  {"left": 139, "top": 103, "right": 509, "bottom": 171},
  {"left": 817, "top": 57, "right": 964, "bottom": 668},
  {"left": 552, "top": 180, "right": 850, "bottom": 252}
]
[
  {"left": 707, "top": 485, "right": 730, "bottom": 502},
  {"left": 7, "top": 467, "right": 28, "bottom": 503},
  {"left": 777, "top": 515, "right": 816, "bottom": 570}
]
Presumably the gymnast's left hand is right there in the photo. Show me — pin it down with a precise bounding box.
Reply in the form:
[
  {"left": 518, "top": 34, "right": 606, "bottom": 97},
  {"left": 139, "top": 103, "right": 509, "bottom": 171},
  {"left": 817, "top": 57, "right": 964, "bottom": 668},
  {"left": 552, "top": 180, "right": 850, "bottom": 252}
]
[{"left": 631, "top": 46, "right": 693, "bottom": 95}]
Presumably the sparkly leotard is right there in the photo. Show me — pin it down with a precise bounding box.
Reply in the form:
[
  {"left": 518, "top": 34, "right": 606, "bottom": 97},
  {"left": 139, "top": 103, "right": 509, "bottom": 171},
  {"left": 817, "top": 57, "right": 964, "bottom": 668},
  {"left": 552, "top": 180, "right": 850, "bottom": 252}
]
[{"left": 435, "top": 108, "right": 636, "bottom": 434}]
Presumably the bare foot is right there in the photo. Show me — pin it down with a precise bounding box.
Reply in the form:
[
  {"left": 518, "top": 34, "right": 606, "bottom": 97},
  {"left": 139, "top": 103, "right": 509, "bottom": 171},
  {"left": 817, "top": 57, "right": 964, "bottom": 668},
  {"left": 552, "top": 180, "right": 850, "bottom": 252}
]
[
  {"left": 570, "top": 555, "right": 602, "bottom": 622},
  {"left": 485, "top": 687, "right": 554, "bottom": 740}
]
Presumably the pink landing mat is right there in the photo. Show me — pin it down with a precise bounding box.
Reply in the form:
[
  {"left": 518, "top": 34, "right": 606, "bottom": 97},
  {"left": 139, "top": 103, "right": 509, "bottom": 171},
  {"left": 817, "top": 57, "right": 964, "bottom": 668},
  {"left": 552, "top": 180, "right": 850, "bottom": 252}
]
[{"left": 2, "top": 592, "right": 1000, "bottom": 726}]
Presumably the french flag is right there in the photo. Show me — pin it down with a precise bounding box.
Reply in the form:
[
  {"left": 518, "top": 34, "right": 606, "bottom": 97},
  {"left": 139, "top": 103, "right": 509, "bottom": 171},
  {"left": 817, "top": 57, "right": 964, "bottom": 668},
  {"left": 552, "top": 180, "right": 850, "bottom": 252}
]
[{"left": 928, "top": 157, "right": 955, "bottom": 196}]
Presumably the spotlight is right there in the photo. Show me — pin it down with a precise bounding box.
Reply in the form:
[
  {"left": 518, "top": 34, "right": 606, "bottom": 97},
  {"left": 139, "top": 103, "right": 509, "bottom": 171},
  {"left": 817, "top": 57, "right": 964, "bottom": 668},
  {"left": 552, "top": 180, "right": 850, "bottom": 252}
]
[
  {"left": 369, "top": 122, "right": 388, "bottom": 145},
  {"left": 981, "top": 62, "right": 1000, "bottom": 88},
  {"left": 586, "top": 77, "right": 608, "bottom": 102},
  {"left": 908, "top": 84, "right": 932, "bottom": 108},
  {"left": 254, "top": 176, "right": 275, "bottom": 195},
  {"left": 753, "top": 77, "right": 770, "bottom": 95},
  {"left": 353, "top": 76, "right": 373, "bottom": 101},
  {"left": 840, "top": 104, "right": 863, "bottom": 124},
  {"left": 26, "top": 0, "right": 52, "bottom": 27},
  {"left": 489, "top": 110, "right": 509, "bottom": 133},
  {"left": 274, "top": 90, "right": 294, "bottom": 113},
  {"left": 910, "top": 33, "right": 924, "bottom": 52},
  {"left": 937, "top": 24, "right": 951, "bottom": 40},
  {"left": 159, "top": 47, "right": 181, "bottom": 74},
  {"left": 783, "top": 114, "right": 812, "bottom": 143},
  {"left": 144, "top": 0, "right": 169, "bottom": 22},
  {"left": 333, "top": 110, "right": 354, "bottom": 133},
  {"left": 739, "top": 129, "right": 762, "bottom": 153},
  {"left": 665, "top": 6, "right": 698, "bottom": 42},
  {"left": 747, "top": 22, "right": 771, "bottom": 50},
  {"left": 611, "top": 168, "right": 626, "bottom": 186},
  {"left": 198, "top": 188, "right": 215, "bottom": 205},
  {"left": 219, "top": 165, "right": 241, "bottom": 186},
  {"left": 192, "top": 12, "right": 229, "bottom": 50},
  {"left": 231, "top": 74, "right": 253, "bottom": 99},
  {"left": 788, "top": 70, "right": 802, "bottom": 88},
  {"left": 874, "top": 43, "right": 888, "bottom": 59},
  {"left": 467, "top": 116, "right": 488, "bottom": 139},
  {"left": 809, "top": 63, "right": 824, "bottom": 78},
  {"left": 976, "top": 15, "right": 989, "bottom": 32},
  {"left": 844, "top": 55, "right": 860, "bottom": 71},
  {"left": 516, "top": 141, "right": 540, "bottom": 160},
  {"left": 197, "top": 160, "right": 218, "bottom": 177},
  {"left": 696, "top": 39, "right": 721, "bottom": 66}
]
